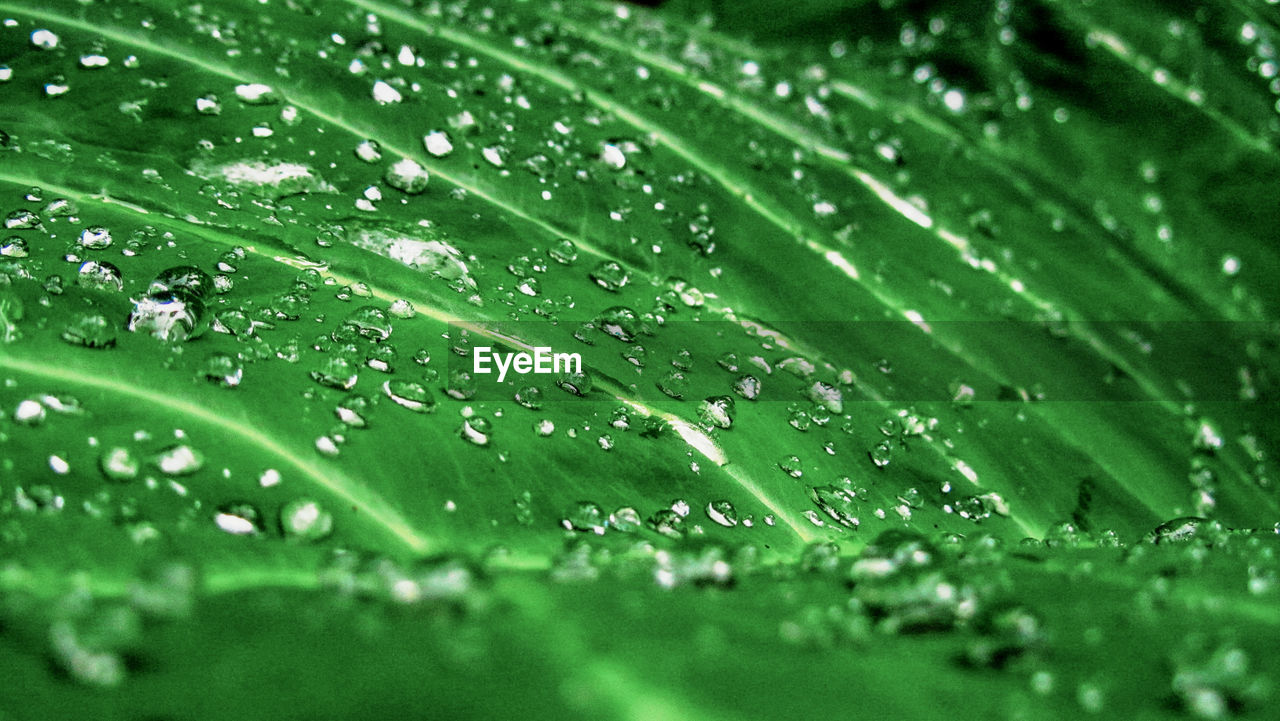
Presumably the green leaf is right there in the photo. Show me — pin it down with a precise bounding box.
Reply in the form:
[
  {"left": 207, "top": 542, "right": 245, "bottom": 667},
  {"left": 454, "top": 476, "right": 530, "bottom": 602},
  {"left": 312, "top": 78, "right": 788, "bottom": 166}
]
[{"left": 0, "top": 0, "right": 1276, "bottom": 718}]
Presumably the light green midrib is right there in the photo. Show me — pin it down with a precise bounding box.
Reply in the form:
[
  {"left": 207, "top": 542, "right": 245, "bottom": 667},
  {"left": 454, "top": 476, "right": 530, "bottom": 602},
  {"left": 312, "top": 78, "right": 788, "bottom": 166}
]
[{"left": 0, "top": 353, "right": 434, "bottom": 554}]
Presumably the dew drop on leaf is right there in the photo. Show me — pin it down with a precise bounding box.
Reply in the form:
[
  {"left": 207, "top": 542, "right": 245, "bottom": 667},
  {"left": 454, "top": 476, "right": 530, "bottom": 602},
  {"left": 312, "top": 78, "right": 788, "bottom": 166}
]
[
  {"left": 153, "top": 444, "right": 204, "bottom": 476},
  {"left": 706, "top": 500, "right": 738, "bottom": 527},
  {"left": 77, "top": 226, "right": 112, "bottom": 250},
  {"left": 214, "top": 503, "right": 262, "bottom": 535},
  {"left": 280, "top": 498, "right": 334, "bottom": 541},
  {"left": 384, "top": 158, "right": 429, "bottom": 195},
  {"left": 99, "top": 446, "right": 139, "bottom": 482}
]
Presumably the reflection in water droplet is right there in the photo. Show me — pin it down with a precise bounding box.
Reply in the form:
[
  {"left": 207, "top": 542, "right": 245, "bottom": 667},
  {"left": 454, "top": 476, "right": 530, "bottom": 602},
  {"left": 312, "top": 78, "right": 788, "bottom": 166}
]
[
  {"left": 561, "top": 501, "right": 605, "bottom": 533},
  {"left": 460, "top": 416, "right": 492, "bottom": 446},
  {"left": 76, "top": 261, "right": 122, "bottom": 291},
  {"left": 201, "top": 353, "right": 243, "bottom": 388},
  {"left": 78, "top": 226, "right": 113, "bottom": 249},
  {"left": 383, "top": 380, "right": 436, "bottom": 413},
  {"left": 699, "top": 396, "right": 736, "bottom": 429},
  {"left": 706, "top": 500, "right": 738, "bottom": 527},
  {"left": 128, "top": 293, "right": 200, "bottom": 342},
  {"left": 590, "top": 261, "right": 630, "bottom": 292},
  {"left": 869, "top": 441, "right": 893, "bottom": 468}
]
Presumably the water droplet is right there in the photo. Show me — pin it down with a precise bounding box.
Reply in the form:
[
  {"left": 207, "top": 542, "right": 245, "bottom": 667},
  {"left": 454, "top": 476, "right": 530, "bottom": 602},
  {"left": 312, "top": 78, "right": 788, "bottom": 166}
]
[
  {"left": 234, "top": 83, "right": 278, "bottom": 105},
  {"left": 127, "top": 293, "right": 200, "bottom": 342},
  {"left": 78, "top": 226, "right": 112, "bottom": 250},
  {"left": 648, "top": 509, "right": 684, "bottom": 538},
  {"left": 195, "top": 94, "right": 222, "bottom": 115},
  {"left": 202, "top": 353, "right": 243, "bottom": 388},
  {"left": 600, "top": 143, "right": 626, "bottom": 169},
  {"left": 656, "top": 371, "right": 688, "bottom": 399},
  {"left": 706, "top": 500, "right": 738, "bottom": 527},
  {"left": 779, "top": 455, "right": 804, "bottom": 478},
  {"left": 733, "top": 375, "right": 762, "bottom": 400},
  {"left": 76, "top": 261, "right": 123, "bottom": 291},
  {"left": 423, "top": 130, "right": 453, "bottom": 157},
  {"left": 549, "top": 239, "right": 578, "bottom": 265},
  {"left": 280, "top": 498, "right": 334, "bottom": 541},
  {"left": 589, "top": 261, "right": 629, "bottom": 292},
  {"left": 561, "top": 501, "right": 605, "bottom": 533},
  {"left": 61, "top": 314, "right": 116, "bottom": 348},
  {"left": 30, "top": 29, "right": 59, "bottom": 50},
  {"left": 14, "top": 399, "right": 45, "bottom": 425},
  {"left": 460, "top": 416, "right": 491, "bottom": 446},
  {"left": 99, "top": 446, "right": 139, "bottom": 481},
  {"left": 482, "top": 145, "right": 506, "bottom": 167},
  {"left": 1148, "top": 516, "right": 1209, "bottom": 544},
  {"left": 355, "top": 139, "right": 382, "bottom": 163},
  {"left": 149, "top": 266, "right": 213, "bottom": 301},
  {"left": 869, "top": 441, "right": 893, "bottom": 468},
  {"left": 214, "top": 503, "right": 262, "bottom": 535},
  {"left": 153, "top": 444, "right": 204, "bottom": 476},
  {"left": 6, "top": 209, "right": 40, "bottom": 229},
  {"left": 384, "top": 158, "right": 429, "bottom": 194},
  {"left": 311, "top": 357, "right": 358, "bottom": 390},
  {"left": 371, "top": 79, "right": 402, "bottom": 104},
  {"left": 1, "top": 235, "right": 29, "bottom": 257},
  {"left": 610, "top": 506, "right": 641, "bottom": 532},
  {"left": 383, "top": 380, "right": 435, "bottom": 412},
  {"left": 699, "top": 396, "right": 735, "bottom": 429}
]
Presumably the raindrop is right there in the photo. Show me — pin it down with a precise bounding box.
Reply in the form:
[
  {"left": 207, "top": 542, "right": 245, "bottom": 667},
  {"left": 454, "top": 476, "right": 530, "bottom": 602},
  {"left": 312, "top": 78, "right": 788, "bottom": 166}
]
[
  {"left": 355, "top": 140, "right": 382, "bottom": 163},
  {"left": 706, "top": 500, "right": 738, "bottom": 527},
  {"left": 78, "top": 226, "right": 113, "bottom": 250},
  {"left": 423, "top": 131, "right": 453, "bottom": 157},
  {"left": 62, "top": 314, "right": 116, "bottom": 348},
  {"left": 311, "top": 357, "right": 359, "bottom": 390},
  {"left": 589, "top": 261, "right": 629, "bottom": 291},
  {"left": 76, "top": 261, "right": 123, "bottom": 291},
  {"left": 384, "top": 158, "right": 429, "bottom": 194},
  {"left": 371, "top": 79, "right": 402, "bottom": 104},
  {"left": 214, "top": 503, "right": 262, "bottom": 535},
  {"left": 383, "top": 380, "right": 436, "bottom": 412},
  {"left": 234, "top": 83, "right": 278, "bottom": 105},
  {"left": 202, "top": 353, "right": 243, "bottom": 388},
  {"left": 153, "top": 444, "right": 204, "bottom": 476},
  {"left": 14, "top": 399, "right": 46, "bottom": 425},
  {"left": 561, "top": 501, "right": 605, "bottom": 534},
  {"left": 127, "top": 293, "right": 200, "bottom": 342},
  {"left": 280, "top": 498, "right": 334, "bottom": 541},
  {"left": 99, "top": 447, "right": 139, "bottom": 481},
  {"left": 549, "top": 239, "right": 578, "bottom": 265},
  {"left": 195, "top": 94, "right": 221, "bottom": 115},
  {"left": 869, "top": 440, "right": 893, "bottom": 468},
  {"left": 610, "top": 507, "right": 641, "bottom": 532},
  {"left": 779, "top": 455, "right": 803, "bottom": 478},
  {"left": 460, "top": 415, "right": 492, "bottom": 446},
  {"left": 699, "top": 396, "right": 735, "bottom": 429},
  {"left": 30, "top": 29, "right": 59, "bottom": 50}
]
